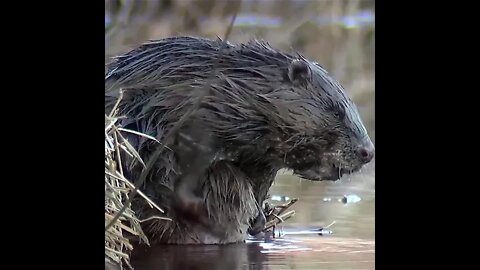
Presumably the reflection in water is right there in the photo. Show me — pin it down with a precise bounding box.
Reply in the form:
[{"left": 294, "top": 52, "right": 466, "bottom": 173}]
[
  {"left": 132, "top": 243, "right": 266, "bottom": 270},
  {"left": 132, "top": 236, "right": 374, "bottom": 270},
  {"left": 131, "top": 161, "right": 375, "bottom": 270}
]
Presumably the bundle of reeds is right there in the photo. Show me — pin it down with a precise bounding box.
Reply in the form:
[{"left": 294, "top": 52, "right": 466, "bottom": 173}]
[{"left": 105, "top": 99, "right": 168, "bottom": 269}]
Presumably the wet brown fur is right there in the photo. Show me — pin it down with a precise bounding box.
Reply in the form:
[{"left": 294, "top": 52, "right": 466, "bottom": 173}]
[{"left": 105, "top": 36, "right": 374, "bottom": 244}]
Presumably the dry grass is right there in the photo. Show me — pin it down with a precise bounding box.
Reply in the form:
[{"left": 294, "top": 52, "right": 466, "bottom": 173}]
[{"left": 105, "top": 94, "right": 170, "bottom": 270}]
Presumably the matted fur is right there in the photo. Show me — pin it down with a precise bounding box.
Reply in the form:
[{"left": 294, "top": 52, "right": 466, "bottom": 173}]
[{"left": 105, "top": 36, "right": 373, "bottom": 244}]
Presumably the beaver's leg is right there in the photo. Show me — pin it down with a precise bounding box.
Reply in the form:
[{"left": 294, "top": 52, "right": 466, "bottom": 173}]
[
  {"left": 172, "top": 122, "right": 216, "bottom": 220},
  {"left": 248, "top": 203, "right": 266, "bottom": 236},
  {"left": 248, "top": 173, "right": 276, "bottom": 236}
]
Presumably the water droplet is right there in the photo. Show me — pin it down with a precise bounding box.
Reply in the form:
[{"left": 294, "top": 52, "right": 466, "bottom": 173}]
[{"left": 341, "top": 194, "right": 362, "bottom": 204}]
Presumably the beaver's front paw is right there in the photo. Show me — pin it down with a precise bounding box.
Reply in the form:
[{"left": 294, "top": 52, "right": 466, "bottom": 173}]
[
  {"left": 248, "top": 209, "right": 266, "bottom": 236},
  {"left": 172, "top": 188, "right": 207, "bottom": 220}
]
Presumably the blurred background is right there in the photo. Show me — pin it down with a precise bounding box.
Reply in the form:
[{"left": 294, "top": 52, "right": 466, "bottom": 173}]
[
  {"left": 105, "top": 0, "right": 375, "bottom": 139},
  {"left": 106, "top": 1, "right": 375, "bottom": 268}
]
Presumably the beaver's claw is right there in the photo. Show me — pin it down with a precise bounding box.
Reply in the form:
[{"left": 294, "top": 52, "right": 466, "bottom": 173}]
[{"left": 248, "top": 208, "right": 266, "bottom": 236}]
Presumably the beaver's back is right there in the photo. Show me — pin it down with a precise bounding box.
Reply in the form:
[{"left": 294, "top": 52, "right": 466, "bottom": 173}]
[
  {"left": 104, "top": 36, "right": 297, "bottom": 144},
  {"left": 105, "top": 36, "right": 296, "bottom": 95}
]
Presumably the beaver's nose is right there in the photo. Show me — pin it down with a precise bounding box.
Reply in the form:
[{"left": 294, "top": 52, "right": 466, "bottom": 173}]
[{"left": 356, "top": 140, "right": 375, "bottom": 164}]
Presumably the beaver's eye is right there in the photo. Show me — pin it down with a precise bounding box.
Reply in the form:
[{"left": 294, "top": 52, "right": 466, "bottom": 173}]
[{"left": 333, "top": 110, "right": 345, "bottom": 120}]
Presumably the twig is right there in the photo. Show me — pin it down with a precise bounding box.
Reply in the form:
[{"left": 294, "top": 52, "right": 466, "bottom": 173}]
[
  {"left": 264, "top": 210, "right": 296, "bottom": 231},
  {"left": 113, "top": 131, "right": 124, "bottom": 176},
  {"left": 115, "top": 174, "right": 167, "bottom": 215},
  {"left": 262, "top": 197, "right": 298, "bottom": 232},
  {"left": 105, "top": 116, "right": 118, "bottom": 132},
  {"left": 139, "top": 216, "right": 172, "bottom": 223},
  {"left": 265, "top": 198, "right": 298, "bottom": 222},
  {"left": 105, "top": 246, "right": 129, "bottom": 258},
  {"left": 118, "top": 127, "right": 161, "bottom": 144},
  {"left": 109, "top": 89, "right": 124, "bottom": 117}
]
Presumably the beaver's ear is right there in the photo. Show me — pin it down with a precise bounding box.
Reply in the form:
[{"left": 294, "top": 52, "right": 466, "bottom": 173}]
[{"left": 288, "top": 59, "right": 312, "bottom": 84}]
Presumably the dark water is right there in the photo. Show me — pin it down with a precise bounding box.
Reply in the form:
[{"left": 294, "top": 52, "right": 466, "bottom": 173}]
[{"left": 131, "top": 161, "right": 375, "bottom": 270}]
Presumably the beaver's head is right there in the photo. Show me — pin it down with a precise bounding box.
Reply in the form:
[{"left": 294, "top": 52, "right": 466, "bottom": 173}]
[
  {"left": 104, "top": 37, "right": 374, "bottom": 182},
  {"left": 269, "top": 58, "right": 374, "bottom": 181}
]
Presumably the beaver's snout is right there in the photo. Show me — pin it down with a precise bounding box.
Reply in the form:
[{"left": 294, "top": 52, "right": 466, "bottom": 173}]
[
  {"left": 291, "top": 137, "right": 374, "bottom": 182},
  {"left": 356, "top": 139, "right": 375, "bottom": 165}
]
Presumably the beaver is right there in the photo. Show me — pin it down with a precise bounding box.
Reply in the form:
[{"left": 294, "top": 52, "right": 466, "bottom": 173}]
[{"left": 105, "top": 36, "right": 374, "bottom": 244}]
